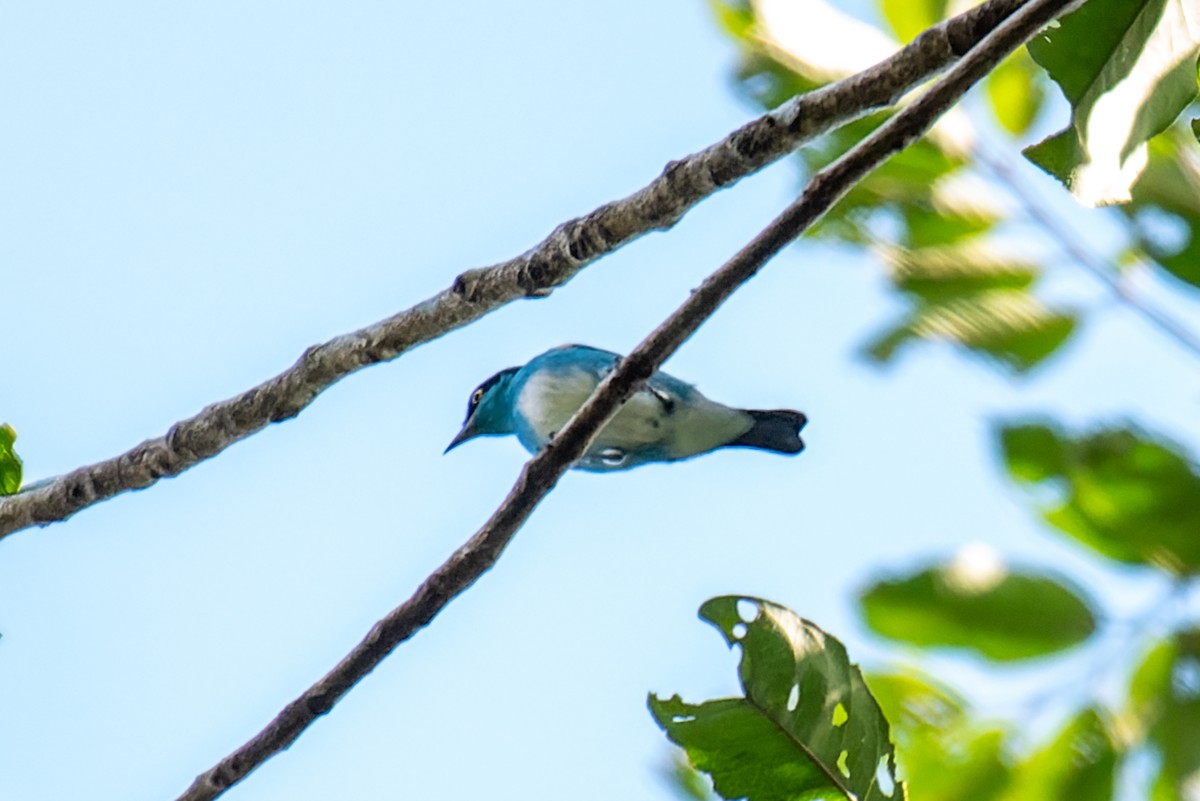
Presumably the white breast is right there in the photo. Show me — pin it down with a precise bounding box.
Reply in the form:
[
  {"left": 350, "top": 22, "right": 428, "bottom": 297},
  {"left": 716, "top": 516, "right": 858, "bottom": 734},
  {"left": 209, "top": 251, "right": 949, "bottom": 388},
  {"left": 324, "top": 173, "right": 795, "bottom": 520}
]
[{"left": 515, "top": 367, "right": 598, "bottom": 447}]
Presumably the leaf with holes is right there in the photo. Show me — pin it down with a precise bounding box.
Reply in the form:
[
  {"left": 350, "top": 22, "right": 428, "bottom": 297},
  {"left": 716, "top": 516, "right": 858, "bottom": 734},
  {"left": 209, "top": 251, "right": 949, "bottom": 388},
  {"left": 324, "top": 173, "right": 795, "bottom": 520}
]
[
  {"left": 1000, "top": 421, "right": 1200, "bottom": 573},
  {"left": 1024, "top": 0, "right": 1200, "bottom": 206},
  {"left": 650, "top": 596, "right": 903, "bottom": 801},
  {"left": 860, "top": 562, "right": 1096, "bottom": 661},
  {"left": 0, "top": 423, "right": 22, "bottom": 496}
]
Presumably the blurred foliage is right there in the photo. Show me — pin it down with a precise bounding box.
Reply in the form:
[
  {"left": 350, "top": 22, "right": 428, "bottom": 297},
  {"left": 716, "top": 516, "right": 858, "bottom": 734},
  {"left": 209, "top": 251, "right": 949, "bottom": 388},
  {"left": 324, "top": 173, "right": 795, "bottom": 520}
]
[
  {"left": 986, "top": 50, "right": 1045, "bottom": 137},
  {"left": 1126, "top": 631, "right": 1200, "bottom": 799},
  {"left": 1124, "top": 128, "right": 1200, "bottom": 290},
  {"left": 671, "top": 1, "right": 1200, "bottom": 800},
  {"left": 860, "top": 561, "right": 1096, "bottom": 661},
  {"left": 997, "top": 707, "right": 1118, "bottom": 801},
  {"left": 867, "top": 671, "right": 1010, "bottom": 801},
  {"left": 862, "top": 245, "right": 1076, "bottom": 372},
  {"left": 709, "top": 0, "right": 1200, "bottom": 373},
  {"left": 879, "top": 0, "right": 946, "bottom": 43},
  {"left": 651, "top": 597, "right": 902, "bottom": 801},
  {"left": 662, "top": 754, "right": 716, "bottom": 801},
  {"left": 1025, "top": 0, "right": 1200, "bottom": 206},
  {"left": 0, "top": 422, "right": 22, "bottom": 496},
  {"left": 713, "top": 0, "right": 1077, "bottom": 373},
  {"left": 1000, "top": 422, "right": 1200, "bottom": 574}
]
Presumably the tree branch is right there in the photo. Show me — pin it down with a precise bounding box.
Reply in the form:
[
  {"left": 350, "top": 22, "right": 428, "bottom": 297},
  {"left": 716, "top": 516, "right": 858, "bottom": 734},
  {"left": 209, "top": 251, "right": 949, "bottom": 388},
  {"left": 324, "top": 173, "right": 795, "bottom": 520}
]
[
  {"left": 174, "top": 1, "right": 1079, "bottom": 798},
  {"left": 0, "top": 0, "right": 1029, "bottom": 541}
]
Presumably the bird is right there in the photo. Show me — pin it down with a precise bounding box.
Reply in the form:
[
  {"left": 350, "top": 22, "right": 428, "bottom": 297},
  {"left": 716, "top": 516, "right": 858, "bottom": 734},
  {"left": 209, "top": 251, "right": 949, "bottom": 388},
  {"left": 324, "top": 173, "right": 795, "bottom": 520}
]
[{"left": 445, "top": 344, "right": 806, "bottom": 471}]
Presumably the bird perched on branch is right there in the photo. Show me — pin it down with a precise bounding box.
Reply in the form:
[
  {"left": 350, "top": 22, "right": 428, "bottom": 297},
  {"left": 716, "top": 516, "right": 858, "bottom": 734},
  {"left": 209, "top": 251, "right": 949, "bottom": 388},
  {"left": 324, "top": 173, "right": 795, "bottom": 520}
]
[{"left": 445, "top": 344, "right": 806, "bottom": 471}]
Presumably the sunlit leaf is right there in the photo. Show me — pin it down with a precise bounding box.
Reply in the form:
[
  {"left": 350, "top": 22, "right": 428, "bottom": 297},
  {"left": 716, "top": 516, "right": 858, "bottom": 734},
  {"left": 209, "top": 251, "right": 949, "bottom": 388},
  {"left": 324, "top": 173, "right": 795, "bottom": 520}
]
[
  {"left": 663, "top": 753, "right": 716, "bottom": 801},
  {"left": 650, "top": 596, "right": 904, "bottom": 801},
  {"left": 723, "top": 0, "right": 983, "bottom": 250},
  {"left": 751, "top": 0, "right": 897, "bottom": 84},
  {"left": 714, "top": 0, "right": 1062, "bottom": 375},
  {"left": 986, "top": 50, "right": 1046, "bottom": 135},
  {"left": 860, "top": 559, "right": 1096, "bottom": 661},
  {"left": 880, "top": 0, "right": 947, "bottom": 43},
  {"left": 708, "top": 0, "right": 755, "bottom": 40},
  {"left": 0, "top": 423, "right": 22, "bottom": 496},
  {"left": 1025, "top": 0, "right": 1200, "bottom": 206},
  {"left": 999, "top": 422, "right": 1200, "bottom": 573},
  {"left": 997, "top": 708, "right": 1118, "bottom": 801},
  {"left": 1126, "top": 639, "right": 1176, "bottom": 737}
]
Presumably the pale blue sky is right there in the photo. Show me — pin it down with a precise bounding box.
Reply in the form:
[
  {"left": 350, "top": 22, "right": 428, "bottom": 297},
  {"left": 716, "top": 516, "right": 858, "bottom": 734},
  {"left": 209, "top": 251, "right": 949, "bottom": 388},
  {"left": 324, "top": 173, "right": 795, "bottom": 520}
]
[{"left": 3, "top": 2, "right": 1199, "bottom": 800}]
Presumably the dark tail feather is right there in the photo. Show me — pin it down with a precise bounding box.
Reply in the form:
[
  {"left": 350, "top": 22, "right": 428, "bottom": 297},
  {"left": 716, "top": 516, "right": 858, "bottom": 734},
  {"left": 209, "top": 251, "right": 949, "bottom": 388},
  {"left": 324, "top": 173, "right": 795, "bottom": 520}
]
[{"left": 729, "top": 409, "right": 807, "bottom": 454}]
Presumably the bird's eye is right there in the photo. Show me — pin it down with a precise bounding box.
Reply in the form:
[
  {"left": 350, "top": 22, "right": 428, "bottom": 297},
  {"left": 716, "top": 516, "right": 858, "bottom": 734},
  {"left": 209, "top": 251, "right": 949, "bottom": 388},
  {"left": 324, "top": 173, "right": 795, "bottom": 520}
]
[{"left": 472, "top": 387, "right": 485, "bottom": 406}]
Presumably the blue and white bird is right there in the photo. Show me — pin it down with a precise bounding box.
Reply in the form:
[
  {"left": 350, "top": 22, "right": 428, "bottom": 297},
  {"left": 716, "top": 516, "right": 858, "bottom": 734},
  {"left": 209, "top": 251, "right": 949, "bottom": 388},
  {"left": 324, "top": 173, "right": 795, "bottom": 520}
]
[{"left": 445, "top": 344, "right": 806, "bottom": 471}]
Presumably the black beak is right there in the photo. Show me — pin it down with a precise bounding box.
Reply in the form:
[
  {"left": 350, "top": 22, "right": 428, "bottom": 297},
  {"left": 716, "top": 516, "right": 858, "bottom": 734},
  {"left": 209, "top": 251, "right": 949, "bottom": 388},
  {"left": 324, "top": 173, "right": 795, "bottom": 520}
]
[{"left": 444, "top": 424, "right": 475, "bottom": 454}]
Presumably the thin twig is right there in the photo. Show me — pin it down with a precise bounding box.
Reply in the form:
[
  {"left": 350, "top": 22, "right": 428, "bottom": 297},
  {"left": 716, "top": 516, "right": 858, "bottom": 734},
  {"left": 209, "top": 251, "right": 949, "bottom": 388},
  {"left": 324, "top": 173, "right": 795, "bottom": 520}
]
[
  {"left": 0, "top": 0, "right": 1031, "bottom": 541},
  {"left": 174, "top": 1, "right": 1080, "bottom": 798},
  {"left": 974, "top": 144, "right": 1200, "bottom": 360}
]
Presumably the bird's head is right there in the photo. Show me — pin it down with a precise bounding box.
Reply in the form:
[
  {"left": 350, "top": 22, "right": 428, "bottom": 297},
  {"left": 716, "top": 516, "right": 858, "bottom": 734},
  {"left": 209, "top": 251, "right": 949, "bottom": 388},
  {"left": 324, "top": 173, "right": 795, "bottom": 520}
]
[{"left": 445, "top": 367, "right": 520, "bottom": 453}]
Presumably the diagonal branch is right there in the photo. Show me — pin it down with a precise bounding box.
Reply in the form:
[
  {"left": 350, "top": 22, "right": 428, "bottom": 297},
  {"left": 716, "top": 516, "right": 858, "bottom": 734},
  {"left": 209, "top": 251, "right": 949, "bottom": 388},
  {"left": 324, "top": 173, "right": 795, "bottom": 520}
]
[
  {"left": 174, "top": 1, "right": 1080, "bottom": 798},
  {"left": 0, "top": 0, "right": 1029, "bottom": 541}
]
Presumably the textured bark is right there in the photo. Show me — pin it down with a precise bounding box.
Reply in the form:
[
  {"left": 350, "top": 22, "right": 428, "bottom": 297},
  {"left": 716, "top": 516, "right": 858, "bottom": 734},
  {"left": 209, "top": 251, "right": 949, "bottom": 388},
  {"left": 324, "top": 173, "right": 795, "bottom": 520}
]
[
  {"left": 0, "top": 0, "right": 1028, "bottom": 541},
  {"left": 175, "top": 1, "right": 1080, "bottom": 798}
]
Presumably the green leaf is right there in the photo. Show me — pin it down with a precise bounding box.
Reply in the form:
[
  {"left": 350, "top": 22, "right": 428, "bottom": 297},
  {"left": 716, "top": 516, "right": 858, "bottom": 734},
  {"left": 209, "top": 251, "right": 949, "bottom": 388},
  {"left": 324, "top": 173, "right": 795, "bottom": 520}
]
[
  {"left": 860, "top": 559, "right": 1096, "bottom": 661},
  {"left": 902, "top": 198, "right": 997, "bottom": 248},
  {"left": 1024, "top": 0, "right": 1200, "bottom": 206},
  {"left": 863, "top": 244, "right": 1074, "bottom": 372},
  {"left": 650, "top": 596, "right": 904, "bottom": 801},
  {"left": 999, "top": 422, "right": 1200, "bottom": 573},
  {"left": 998, "top": 709, "right": 1118, "bottom": 801},
  {"left": 1124, "top": 632, "right": 1200, "bottom": 798},
  {"left": 733, "top": 51, "right": 822, "bottom": 113},
  {"left": 883, "top": 244, "right": 1039, "bottom": 301},
  {"left": 867, "top": 671, "right": 1011, "bottom": 801},
  {"left": 724, "top": 6, "right": 984, "bottom": 250},
  {"left": 1126, "top": 128, "right": 1200, "bottom": 290},
  {"left": 864, "top": 291, "right": 1076, "bottom": 373},
  {"left": 1125, "top": 638, "right": 1177, "bottom": 740},
  {"left": 664, "top": 754, "right": 716, "bottom": 801},
  {"left": 708, "top": 0, "right": 755, "bottom": 41},
  {"left": 1001, "top": 424, "right": 1068, "bottom": 482},
  {"left": 0, "top": 423, "right": 22, "bottom": 496},
  {"left": 716, "top": 0, "right": 1068, "bottom": 375},
  {"left": 985, "top": 50, "right": 1046, "bottom": 135},
  {"left": 880, "top": 0, "right": 947, "bottom": 43}
]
